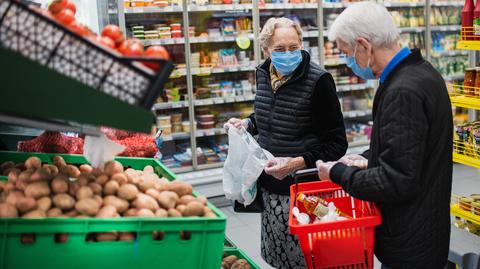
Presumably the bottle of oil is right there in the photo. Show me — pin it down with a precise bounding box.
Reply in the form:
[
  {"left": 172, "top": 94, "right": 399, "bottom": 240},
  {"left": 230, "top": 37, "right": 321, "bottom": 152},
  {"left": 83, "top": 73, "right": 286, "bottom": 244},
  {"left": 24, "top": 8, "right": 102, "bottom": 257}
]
[{"left": 297, "top": 193, "right": 351, "bottom": 219}]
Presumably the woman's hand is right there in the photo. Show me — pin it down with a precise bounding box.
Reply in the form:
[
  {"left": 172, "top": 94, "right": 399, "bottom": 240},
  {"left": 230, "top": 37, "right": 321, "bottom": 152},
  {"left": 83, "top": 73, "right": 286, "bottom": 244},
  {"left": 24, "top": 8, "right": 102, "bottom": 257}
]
[
  {"left": 338, "top": 154, "right": 368, "bottom": 169},
  {"left": 224, "top": 118, "right": 249, "bottom": 131},
  {"left": 264, "top": 157, "right": 306, "bottom": 180}
]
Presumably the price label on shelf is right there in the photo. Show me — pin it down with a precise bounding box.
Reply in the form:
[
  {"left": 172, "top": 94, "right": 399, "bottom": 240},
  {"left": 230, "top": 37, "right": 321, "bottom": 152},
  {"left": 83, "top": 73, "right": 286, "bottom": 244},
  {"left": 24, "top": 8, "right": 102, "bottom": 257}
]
[
  {"left": 213, "top": 97, "right": 224, "bottom": 104},
  {"left": 204, "top": 99, "right": 214, "bottom": 105},
  {"left": 225, "top": 96, "right": 235, "bottom": 103},
  {"left": 198, "top": 37, "right": 208, "bottom": 43}
]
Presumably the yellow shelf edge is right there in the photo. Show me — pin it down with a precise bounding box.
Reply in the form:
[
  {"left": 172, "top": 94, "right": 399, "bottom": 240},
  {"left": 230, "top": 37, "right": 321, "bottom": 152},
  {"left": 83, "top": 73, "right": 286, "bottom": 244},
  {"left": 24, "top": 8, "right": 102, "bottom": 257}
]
[
  {"left": 457, "top": 40, "right": 480, "bottom": 51},
  {"left": 451, "top": 204, "right": 480, "bottom": 225},
  {"left": 450, "top": 95, "right": 480, "bottom": 110},
  {"left": 453, "top": 152, "right": 480, "bottom": 169}
]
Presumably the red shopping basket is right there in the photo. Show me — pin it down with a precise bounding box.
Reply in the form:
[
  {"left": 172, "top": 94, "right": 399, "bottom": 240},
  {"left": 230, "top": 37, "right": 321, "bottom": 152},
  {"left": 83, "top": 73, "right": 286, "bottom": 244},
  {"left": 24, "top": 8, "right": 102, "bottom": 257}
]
[{"left": 289, "top": 179, "right": 382, "bottom": 269}]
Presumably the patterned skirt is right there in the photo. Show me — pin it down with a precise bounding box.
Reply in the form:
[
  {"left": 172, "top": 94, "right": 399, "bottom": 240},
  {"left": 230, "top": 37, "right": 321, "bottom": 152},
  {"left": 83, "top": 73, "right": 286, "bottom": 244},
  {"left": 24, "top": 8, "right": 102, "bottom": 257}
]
[{"left": 260, "top": 188, "right": 307, "bottom": 269}]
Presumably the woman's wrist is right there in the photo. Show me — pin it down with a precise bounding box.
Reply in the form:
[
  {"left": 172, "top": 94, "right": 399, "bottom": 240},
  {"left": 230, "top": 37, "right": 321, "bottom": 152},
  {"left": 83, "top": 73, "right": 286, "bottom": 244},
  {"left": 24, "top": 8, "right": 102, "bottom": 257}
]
[{"left": 293, "top": 157, "right": 306, "bottom": 170}]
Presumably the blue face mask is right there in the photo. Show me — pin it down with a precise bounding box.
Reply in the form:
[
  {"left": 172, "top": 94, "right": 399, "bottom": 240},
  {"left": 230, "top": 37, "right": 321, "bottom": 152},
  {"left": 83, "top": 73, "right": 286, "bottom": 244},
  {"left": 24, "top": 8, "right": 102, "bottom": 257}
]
[
  {"left": 345, "top": 45, "right": 376, "bottom": 80},
  {"left": 271, "top": 50, "right": 303, "bottom": 76}
]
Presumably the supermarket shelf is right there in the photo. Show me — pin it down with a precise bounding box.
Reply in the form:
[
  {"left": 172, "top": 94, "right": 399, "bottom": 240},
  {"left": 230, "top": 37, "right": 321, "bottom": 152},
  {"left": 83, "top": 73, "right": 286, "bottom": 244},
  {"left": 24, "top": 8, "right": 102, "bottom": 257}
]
[
  {"left": 431, "top": 1, "right": 463, "bottom": 6},
  {"left": 171, "top": 166, "right": 194, "bottom": 174},
  {"left": 303, "top": 30, "right": 321, "bottom": 38},
  {"left": 457, "top": 40, "right": 480, "bottom": 51},
  {"left": 261, "top": 3, "right": 318, "bottom": 9},
  {"left": 399, "top": 25, "right": 460, "bottom": 33},
  {"left": 323, "top": 2, "right": 352, "bottom": 8},
  {"left": 349, "top": 140, "right": 370, "bottom": 148},
  {"left": 197, "top": 162, "right": 225, "bottom": 170},
  {"left": 383, "top": 2, "right": 425, "bottom": 7},
  {"left": 343, "top": 109, "right": 372, "bottom": 119},
  {"left": 324, "top": 57, "right": 345, "bottom": 66},
  {"left": 448, "top": 84, "right": 480, "bottom": 109},
  {"left": 124, "top": 6, "right": 183, "bottom": 13},
  {"left": 431, "top": 50, "right": 469, "bottom": 57},
  {"left": 450, "top": 197, "right": 480, "bottom": 225},
  {"left": 170, "top": 64, "right": 256, "bottom": 78},
  {"left": 142, "top": 34, "right": 254, "bottom": 46},
  {"left": 153, "top": 94, "right": 255, "bottom": 110},
  {"left": 453, "top": 152, "right": 480, "bottom": 169},
  {"left": 0, "top": 124, "right": 43, "bottom": 137},
  {"left": 163, "top": 128, "right": 226, "bottom": 142},
  {"left": 188, "top": 4, "right": 253, "bottom": 11},
  {"left": 444, "top": 74, "right": 465, "bottom": 81},
  {"left": 336, "top": 83, "right": 373, "bottom": 92}
]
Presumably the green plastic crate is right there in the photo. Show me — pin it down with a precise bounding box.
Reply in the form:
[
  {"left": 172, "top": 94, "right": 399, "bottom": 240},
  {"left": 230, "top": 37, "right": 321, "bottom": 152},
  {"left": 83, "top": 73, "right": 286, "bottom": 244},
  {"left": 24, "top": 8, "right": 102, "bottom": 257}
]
[
  {"left": 0, "top": 151, "right": 227, "bottom": 269},
  {"left": 223, "top": 249, "right": 261, "bottom": 269}
]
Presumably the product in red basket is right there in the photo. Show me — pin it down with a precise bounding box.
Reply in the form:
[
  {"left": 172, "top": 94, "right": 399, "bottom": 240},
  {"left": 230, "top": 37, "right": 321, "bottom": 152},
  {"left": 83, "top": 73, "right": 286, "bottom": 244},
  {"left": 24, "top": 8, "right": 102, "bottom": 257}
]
[{"left": 297, "top": 193, "right": 351, "bottom": 219}]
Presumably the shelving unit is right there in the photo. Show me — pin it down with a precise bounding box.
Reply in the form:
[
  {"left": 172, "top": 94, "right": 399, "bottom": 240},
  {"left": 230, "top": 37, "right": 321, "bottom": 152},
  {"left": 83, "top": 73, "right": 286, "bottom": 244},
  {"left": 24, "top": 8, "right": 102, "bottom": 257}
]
[{"left": 95, "top": 0, "right": 463, "bottom": 173}]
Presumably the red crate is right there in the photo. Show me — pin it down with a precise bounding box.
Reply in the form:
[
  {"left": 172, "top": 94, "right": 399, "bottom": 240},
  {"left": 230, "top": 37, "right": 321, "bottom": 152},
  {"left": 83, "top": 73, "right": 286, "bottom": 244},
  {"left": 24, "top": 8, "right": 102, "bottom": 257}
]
[{"left": 289, "top": 181, "right": 382, "bottom": 269}]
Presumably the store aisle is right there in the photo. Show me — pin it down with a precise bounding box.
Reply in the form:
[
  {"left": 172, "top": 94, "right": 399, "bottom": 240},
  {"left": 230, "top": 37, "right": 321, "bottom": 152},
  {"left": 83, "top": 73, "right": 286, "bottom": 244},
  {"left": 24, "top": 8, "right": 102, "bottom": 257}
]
[{"left": 221, "top": 163, "right": 478, "bottom": 269}]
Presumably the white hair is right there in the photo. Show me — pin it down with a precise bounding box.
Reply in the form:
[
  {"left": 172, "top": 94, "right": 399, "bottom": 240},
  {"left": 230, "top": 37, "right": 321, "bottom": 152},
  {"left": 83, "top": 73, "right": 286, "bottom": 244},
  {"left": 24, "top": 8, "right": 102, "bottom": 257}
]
[
  {"left": 328, "top": 2, "right": 400, "bottom": 49},
  {"left": 259, "top": 17, "right": 303, "bottom": 49}
]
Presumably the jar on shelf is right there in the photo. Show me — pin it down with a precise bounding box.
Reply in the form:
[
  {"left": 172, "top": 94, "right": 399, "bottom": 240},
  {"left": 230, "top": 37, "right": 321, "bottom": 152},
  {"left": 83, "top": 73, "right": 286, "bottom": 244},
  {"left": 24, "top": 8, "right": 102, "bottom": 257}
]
[{"left": 474, "top": 67, "right": 480, "bottom": 96}]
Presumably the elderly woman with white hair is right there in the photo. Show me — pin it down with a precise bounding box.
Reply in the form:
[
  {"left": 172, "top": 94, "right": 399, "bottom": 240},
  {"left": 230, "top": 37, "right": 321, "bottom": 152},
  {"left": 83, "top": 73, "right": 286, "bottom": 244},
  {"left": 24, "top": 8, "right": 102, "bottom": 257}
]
[
  {"left": 316, "top": 2, "right": 453, "bottom": 269},
  {"left": 226, "top": 17, "right": 347, "bottom": 268}
]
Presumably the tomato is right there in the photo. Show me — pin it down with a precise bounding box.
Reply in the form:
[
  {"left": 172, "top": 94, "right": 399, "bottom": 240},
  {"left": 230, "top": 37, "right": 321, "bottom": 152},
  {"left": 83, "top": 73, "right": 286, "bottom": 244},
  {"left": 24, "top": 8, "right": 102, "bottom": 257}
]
[
  {"left": 117, "top": 39, "right": 144, "bottom": 56},
  {"left": 65, "top": 0, "right": 76, "bottom": 14},
  {"left": 142, "top": 45, "right": 170, "bottom": 71},
  {"left": 101, "top": 25, "right": 124, "bottom": 45},
  {"left": 55, "top": 8, "right": 75, "bottom": 25},
  {"left": 48, "top": 0, "right": 68, "bottom": 14},
  {"left": 67, "top": 21, "right": 89, "bottom": 36},
  {"left": 98, "top": 36, "right": 116, "bottom": 49}
]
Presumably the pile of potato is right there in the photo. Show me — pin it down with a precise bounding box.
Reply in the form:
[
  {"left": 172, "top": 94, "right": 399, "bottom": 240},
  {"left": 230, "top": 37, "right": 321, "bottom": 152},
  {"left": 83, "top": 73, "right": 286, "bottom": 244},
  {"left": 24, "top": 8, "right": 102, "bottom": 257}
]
[
  {"left": 0, "top": 156, "right": 215, "bottom": 220},
  {"left": 221, "top": 253, "right": 252, "bottom": 269}
]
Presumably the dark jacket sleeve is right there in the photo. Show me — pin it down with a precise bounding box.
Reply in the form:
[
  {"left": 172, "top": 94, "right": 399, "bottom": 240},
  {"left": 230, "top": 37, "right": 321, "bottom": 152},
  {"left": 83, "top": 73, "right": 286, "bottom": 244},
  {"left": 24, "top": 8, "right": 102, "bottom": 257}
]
[
  {"left": 301, "top": 73, "right": 348, "bottom": 168},
  {"left": 246, "top": 113, "right": 258, "bottom": 136},
  {"left": 329, "top": 88, "right": 428, "bottom": 203}
]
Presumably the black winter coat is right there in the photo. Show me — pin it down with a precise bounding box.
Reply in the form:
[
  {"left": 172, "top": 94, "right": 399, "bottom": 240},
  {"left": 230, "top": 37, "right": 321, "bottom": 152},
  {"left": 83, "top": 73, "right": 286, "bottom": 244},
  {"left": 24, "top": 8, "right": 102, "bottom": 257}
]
[
  {"left": 330, "top": 49, "right": 453, "bottom": 268},
  {"left": 248, "top": 51, "right": 348, "bottom": 195}
]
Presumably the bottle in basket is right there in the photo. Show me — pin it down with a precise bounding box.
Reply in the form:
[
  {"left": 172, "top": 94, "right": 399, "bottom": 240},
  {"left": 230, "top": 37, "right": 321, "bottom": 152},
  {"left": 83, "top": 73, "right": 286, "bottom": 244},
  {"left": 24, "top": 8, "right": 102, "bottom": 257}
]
[{"left": 297, "top": 193, "right": 351, "bottom": 219}]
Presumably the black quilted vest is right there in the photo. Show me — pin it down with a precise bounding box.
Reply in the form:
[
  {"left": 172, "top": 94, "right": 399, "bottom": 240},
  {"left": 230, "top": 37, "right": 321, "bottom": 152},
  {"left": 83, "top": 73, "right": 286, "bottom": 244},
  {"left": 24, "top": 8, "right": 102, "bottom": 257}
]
[{"left": 254, "top": 50, "right": 327, "bottom": 157}]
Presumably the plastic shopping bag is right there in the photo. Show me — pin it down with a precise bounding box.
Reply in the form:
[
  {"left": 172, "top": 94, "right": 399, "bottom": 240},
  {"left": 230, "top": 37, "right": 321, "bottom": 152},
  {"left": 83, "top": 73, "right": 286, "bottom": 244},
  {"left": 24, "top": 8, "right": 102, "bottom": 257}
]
[
  {"left": 84, "top": 134, "right": 125, "bottom": 168},
  {"left": 223, "top": 126, "right": 274, "bottom": 206}
]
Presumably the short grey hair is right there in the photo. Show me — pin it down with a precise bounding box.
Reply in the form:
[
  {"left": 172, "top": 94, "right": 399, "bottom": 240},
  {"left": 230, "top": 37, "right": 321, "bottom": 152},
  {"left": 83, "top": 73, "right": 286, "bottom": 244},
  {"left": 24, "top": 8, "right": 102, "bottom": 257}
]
[
  {"left": 328, "top": 2, "right": 400, "bottom": 49},
  {"left": 259, "top": 17, "right": 303, "bottom": 49}
]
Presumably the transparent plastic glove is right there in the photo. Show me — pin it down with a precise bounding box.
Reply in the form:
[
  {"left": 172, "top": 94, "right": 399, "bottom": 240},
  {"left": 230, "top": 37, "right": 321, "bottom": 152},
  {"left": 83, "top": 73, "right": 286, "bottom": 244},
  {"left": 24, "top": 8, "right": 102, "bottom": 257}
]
[
  {"left": 264, "top": 157, "right": 295, "bottom": 180},
  {"left": 224, "top": 118, "right": 249, "bottom": 131},
  {"left": 292, "top": 206, "right": 310, "bottom": 225},
  {"left": 338, "top": 154, "right": 368, "bottom": 169},
  {"left": 83, "top": 133, "right": 125, "bottom": 168},
  {"left": 316, "top": 160, "right": 337, "bottom": 181}
]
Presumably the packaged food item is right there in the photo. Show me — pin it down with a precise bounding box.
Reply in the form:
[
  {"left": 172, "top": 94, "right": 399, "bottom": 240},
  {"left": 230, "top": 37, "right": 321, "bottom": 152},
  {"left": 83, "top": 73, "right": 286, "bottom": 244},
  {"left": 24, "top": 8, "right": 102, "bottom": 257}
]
[
  {"left": 172, "top": 124, "right": 183, "bottom": 133},
  {"left": 197, "top": 114, "right": 215, "bottom": 122},
  {"left": 124, "top": 0, "right": 131, "bottom": 7},
  {"left": 131, "top": 0, "right": 145, "bottom": 7},
  {"left": 171, "top": 113, "right": 183, "bottom": 124},
  {"left": 159, "top": 125, "right": 172, "bottom": 136},
  {"left": 459, "top": 196, "right": 473, "bottom": 212},
  {"left": 297, "top": 193, "right": 351, "bottom": 219},
  {"left": 464, "top": 68, "right": 476, "bottom": 91},
  {"left": 182, "top": 121, "right": 191, "bottom": 132},
  {"left": 199, "top": 121, "right": 215, "bottom": 129},
  {"left": 157, "top": 115, "right": 171, "bottom": 126}
]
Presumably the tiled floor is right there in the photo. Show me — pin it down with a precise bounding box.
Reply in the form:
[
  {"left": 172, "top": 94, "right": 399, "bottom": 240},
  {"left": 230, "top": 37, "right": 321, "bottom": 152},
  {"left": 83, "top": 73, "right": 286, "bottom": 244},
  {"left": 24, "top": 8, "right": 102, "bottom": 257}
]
[{"left": 220, "top": 163, "right": 480, "bottom": 269}]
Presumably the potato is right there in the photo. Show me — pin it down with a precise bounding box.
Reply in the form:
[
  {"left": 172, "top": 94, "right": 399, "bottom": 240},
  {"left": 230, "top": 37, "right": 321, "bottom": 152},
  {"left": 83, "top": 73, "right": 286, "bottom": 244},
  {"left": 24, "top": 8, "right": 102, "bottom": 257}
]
[
  {"left": 112, "top": 173, "right": 128, "bottom": 185},
  {"left": 7, "top": 169, "right": 20, "bottom": 183},
  {"left": 104, "top": 161, "right": 123, "bottom": 177},
  {"left": 176, "top": 204, "right": 186, "bottom": 215},
  {"left": 138, "top": 179, "right": 155, "bottom": 192},
  {"left": 53, "top": 194, "right": 75, "bottom": 210},
  {"left": 76, "top": 215, "right": 90, "bottom": 219},
  {"left": 60, "top": 165, "right": 80, "bottom": 178},
  {"left": 145, "top": 188, "right": 160, "bottom": 200},
  {"left": 179, "top": 195, "right": 196, "bottom": 205},
  {"left": 1, "top": 161, "right": 15, "bottom": 174},
  {"left": 166, "top": 181, "right": 193, "bottom": 197},
  {"left": 155, "top": 208, "right": 168, "bottom": 217},
  {"left": 47, "top": 208, "right": 63, "bottom": 217},
  {"left": 143, "top": 165, "right": 154, "bottom": 174},
  {"left": 118, "top": 184, "right": 139, "bottom": 201},
  {"left": 53, "top": 156, "right": 67, "bottom": 168},
  {"left": 69, "top": 181, "right": 80, "bottom": 197},
  {"left": 21, "top": 234, "right": 35, "bottom": 244},
  {"left": 96, "top": 205, "right": 117, "bottom": 218},
  {"left": 5, "top": 191, "right": 24, "bottom": 205},
  {"left": 23, "top": 209, "right": 46, "bottom": 218},
  {"left": 137, "top": 208, "right": 155, "bottom": 217},
  {"left": 64, "top": 209, "right": 79, "bottom": 217},
  {"left": 37, "top": 197, "right": 52, "bottom": 212},
  {"left": 89, "top": 182, "right": 102, "bottom": 195},
  {"left": 154, "top": 182, "right": 166, "bottom": 192},
  {"left": 25, "top": 181, "right": 50, "bottom": 199},
  {"left": 42, "top": 164, "right": 59, "bottom": 176},
  {"left": 204, "top": 206, "right": 213, "bottom": 215},
  {"left": 51, "top": 175, "right": 69, "bottom": 194},
  {"left": 104, "top": 180, "right": 119, "bottom": 195},
  {"left": 167, "top": 208, "right": 182, "bottom": 217},
  {"left": 75, "top": 198, "right": 100, "bottom": 216},
  {"left": 0, "top": 202, "right": 18, "bottom": 217},
  {"left": 18, "top": 170, "right": 34, "bottom": 183},
  {"left": 205, "top": 212, "right": 216, "bottom": 218},
  {"left": 221, "top": 261, "right": 230, "bottom": 269},
  {"left": 93, "top": 195, "right": 103, "bottom": 207},
  {"left": 183, "top": 201, "right": 204, "bottom": 217},
  {"left": 79, "top": 164, "right": 93, "bottom": 174},
  {"left": 123, "top": 208, "right": 139, "bottom": 217},
  {"left": 223, "top": 255, "right": 238, "bottom": 268},
  {"left": 231, "top": 259, "right": 251, "bottom": 269},
  {"left": 197, "top": 195, "right": 208, "bottom": 205},
  {"left": 133, "top": 193, "right": 159, "bottom": 211},
  {"left": 15, "top": 197, "right": 38, "bottom": 213},
  {"left": 15, "top": 178, "right": 28, "bottom": 191},
  {"left": 76, "top": 186, "right": 94, "bottom": 200},
  {"left": 25, "top": 157, "right": 41, "bottom": 170},
  {"left": 95, "top": 174, "right": 109, "bottom": 186},
  {"left": 104, "top": 195, "right": 129, "bottom": 213},
  {"left": 157, "top": 191, "right": 179, "bottom": 210},
  {"left": 119, "top": 232, "right": 135, "bottom": 241},
  {"left": 77, "top": 173, "right": 95, "bottom": 186},
  {"left": 96, "top": 232, "right": 118, "bottom": 242}
]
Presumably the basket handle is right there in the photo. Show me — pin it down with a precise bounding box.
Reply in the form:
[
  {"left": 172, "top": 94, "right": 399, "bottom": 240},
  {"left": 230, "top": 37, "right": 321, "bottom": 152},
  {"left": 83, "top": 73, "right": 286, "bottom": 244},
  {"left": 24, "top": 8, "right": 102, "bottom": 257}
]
[{"left": 292, "top": 168, "right": 318, "bottom": 207}]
